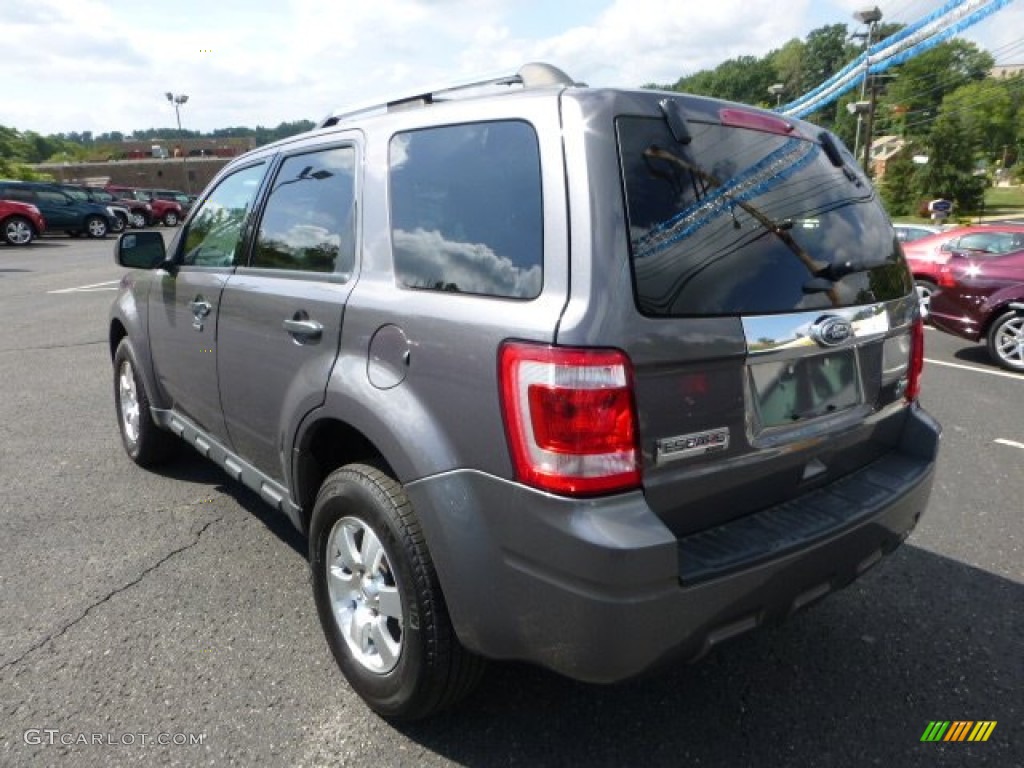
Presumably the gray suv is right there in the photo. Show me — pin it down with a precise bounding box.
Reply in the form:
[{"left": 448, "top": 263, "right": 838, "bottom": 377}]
[{"left": 109, "top": 63, "right": 940, "bottom": 720}]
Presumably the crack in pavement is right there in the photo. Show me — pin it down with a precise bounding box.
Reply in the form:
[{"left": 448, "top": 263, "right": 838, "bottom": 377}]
[
  {"left": 0, "top": 340, "right": 106, "bottom": 355},
  {"left": 0, "top": 517, "right": 222, "bottom": 674}
]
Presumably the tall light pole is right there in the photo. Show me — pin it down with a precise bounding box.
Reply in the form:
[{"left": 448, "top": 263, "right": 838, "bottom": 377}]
[
  {"left": 165, "top": 92, "right": 190, "bottom": 193},
  {"left": 767, "top": 83, "right": 785, "bottom": 108},
  {"left": 851, "top": 7, "right": 883, "bottom": 164}
]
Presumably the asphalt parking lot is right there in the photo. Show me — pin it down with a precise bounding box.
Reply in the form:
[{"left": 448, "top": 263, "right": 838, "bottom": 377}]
[{"left": 1, "top": 234, "right": 1021, "bottom": 767}]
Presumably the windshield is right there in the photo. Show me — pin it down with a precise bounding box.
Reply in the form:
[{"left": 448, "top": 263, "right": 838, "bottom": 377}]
[{"left": 617, "top": 116, "right": 910, "bottom": 316}]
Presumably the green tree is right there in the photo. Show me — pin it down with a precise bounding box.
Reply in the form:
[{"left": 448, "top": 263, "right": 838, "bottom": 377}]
[
  {"left": 918, "top": 111, "right": 986, "bottom": 213},
  {"left": 880, "top": 146, "right": 923, "bottom": 216},
  {"left": 883, "top": 40, "right": 994, "bottom": 140}
]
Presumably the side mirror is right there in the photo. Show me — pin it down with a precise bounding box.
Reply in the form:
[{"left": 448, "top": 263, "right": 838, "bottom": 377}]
[{"left": 116, "top": 231, "right": 168, "bottom": 270}]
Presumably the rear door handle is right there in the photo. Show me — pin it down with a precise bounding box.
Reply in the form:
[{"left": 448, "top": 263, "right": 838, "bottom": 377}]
[
  {"left": 189, "top": 299, "right": 212, "bottom": 317},
  {"left": 283, "top": 317, "right": 323, "bottom": 339}
]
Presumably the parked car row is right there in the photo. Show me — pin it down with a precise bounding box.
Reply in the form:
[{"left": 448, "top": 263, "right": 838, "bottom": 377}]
[{"left": 0, "top": 181, "right": 190, "bottom": 246}]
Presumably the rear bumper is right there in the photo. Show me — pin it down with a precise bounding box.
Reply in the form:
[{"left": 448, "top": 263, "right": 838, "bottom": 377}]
[{"left": 406, "top": 405, "right": 940, "bottom": 683}]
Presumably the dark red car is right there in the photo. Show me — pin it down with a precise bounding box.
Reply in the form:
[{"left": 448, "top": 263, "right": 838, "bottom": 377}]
[
  {"left": 1, "top": 199, "right": 46, "bottom": 246},
  {"left": 930, "top": 249, "right": 1024, "bottom": 372},
  {"left": 901, "top": 224, "right": 1024, "bottom": 319}
]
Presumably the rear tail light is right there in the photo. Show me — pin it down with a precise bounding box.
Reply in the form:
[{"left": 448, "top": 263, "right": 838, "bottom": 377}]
[
  {"left": 937, "top": 265, "right": 956, "bottom": 288},
  {"left": 906, "top": 318, "right": 925, "bottom": 402},
  {"left": 499, "top": 342, "right": 640, "bottom": 496}
]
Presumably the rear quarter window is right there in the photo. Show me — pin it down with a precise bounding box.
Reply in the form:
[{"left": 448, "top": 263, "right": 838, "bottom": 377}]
[{"left": 388, "top": 120, "right": 543, "bottom": 299}]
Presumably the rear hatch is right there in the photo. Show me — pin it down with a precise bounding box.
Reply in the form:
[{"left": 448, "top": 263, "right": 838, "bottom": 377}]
[{"left": 611, "top": 97, "right": 918, "bottom": 536}]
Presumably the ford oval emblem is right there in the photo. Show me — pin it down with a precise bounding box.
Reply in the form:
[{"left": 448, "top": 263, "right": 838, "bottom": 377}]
[{"left": 811, "top": 315, "right": 853, "bottom": 347}]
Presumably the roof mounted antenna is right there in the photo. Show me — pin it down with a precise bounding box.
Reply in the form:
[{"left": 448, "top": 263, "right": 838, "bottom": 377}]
[{"left": 316, "top": 62, "right": 579, "bottom": 129}]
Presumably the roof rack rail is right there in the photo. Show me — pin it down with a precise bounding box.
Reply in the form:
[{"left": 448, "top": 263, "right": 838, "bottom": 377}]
[{"left": 316, "top": 62, "right": 578, "bottom": 129}]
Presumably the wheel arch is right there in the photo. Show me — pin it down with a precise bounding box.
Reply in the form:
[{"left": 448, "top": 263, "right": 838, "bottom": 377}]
[
  {"left": 981, "top": 300, "right": 1024, "bottom": 337},
  {"left": 293, "top": 417, "right": 397, "bottom": 531}
]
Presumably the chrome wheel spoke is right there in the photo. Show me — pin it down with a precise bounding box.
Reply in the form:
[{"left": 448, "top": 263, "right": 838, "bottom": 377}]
[
  {"left": 334, "top": 524, "right": 364, "bottom": 571},
  {"left": 328, "top": 563, "right": 356, "bottom": 595},
  {"left": 361, "top": 533, "right": 383, "bottom": 574},
  {"left": 376, "top": 585, "right": 402, "bottom": 621},
  {"left": 370, "top": 619, "right": 400, "bottom": 668}
]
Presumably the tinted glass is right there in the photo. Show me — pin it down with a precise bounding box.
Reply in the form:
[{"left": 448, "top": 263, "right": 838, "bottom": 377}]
[
  {"left": 617, "top": 117, "right": 910, "bottom": 316},
  {"left": 181, "top": 164, "right": 265, "bottom": 267},
  {"left": 63, "top": 188, "right": 89, "bottom": 201},
  {"left": 389, "top": 121, "right": 542, "bottom": 299},
  {"left": 252, "top": 146, "right": 356, "bottom": 274},
  {"left": 37, "top": 189, "right": 71, "bottom": 205},
  {"left": 1, "top": 187, "right": 34, "bottom": 202},
  {"left": 956, "top": 231, "right": 1024, "bottom": 254}
]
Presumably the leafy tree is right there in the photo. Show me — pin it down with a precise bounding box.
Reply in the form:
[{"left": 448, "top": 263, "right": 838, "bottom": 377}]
[
  {"left": 883, "top": 40, "right": 994, "bottom": 139},
  {"left": 880, "top": 146, "right": 923, "bottom": 216},
  {"left": 801, "top": 25, "right": 852, "bottom": 93},
  {"left": 917, "top": 110, "right": 986, "bottom": 213}
]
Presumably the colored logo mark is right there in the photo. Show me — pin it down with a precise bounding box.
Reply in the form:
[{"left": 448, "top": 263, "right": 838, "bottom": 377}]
[{"left": 921, "top": 721, "right": 997, "bottom": 742}]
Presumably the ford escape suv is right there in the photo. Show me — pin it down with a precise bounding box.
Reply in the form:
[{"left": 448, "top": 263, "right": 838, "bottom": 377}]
[{"left": 109, "top": 63, "right": 939, "bottom": 720}]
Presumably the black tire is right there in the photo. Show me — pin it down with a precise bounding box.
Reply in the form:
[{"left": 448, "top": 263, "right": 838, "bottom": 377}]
[
  {"left": 130, "top": 211, "right": 148, "bottom": 228},
  {"left": 112, "top": 212, "right": 128, "bottom": 233},
  {"left": 2, "top": 215, "right": 34, "bottom": 246},
  {"left": 162, "top": 210, "right": 179, "bottom": 227},
  {"left": 85, "top": 215, "right": 109, "bottom": 239},
  {"left": 915, "top": 279, "right": 937, "bottom": 322},
  {"left": 309, "top": 464, "right": 485, "bottom": 720},
  {"left": 113, "top": 338, "right": 177, "bottom": 466},
  {"left": 986, "top": 310, "right": 1024, "bottom": 372}
]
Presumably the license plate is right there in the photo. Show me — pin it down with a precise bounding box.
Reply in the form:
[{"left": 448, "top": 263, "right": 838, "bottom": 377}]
[{"left": 749, "top": 349, "right": 861, "bottom": 428}]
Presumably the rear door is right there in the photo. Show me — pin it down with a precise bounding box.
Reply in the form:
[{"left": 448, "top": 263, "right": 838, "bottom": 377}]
[
  {"left": 604, "top": 106, "right": 917, "bottom": 536},
  {"left": 33, "top": 188, "right": 78, "bottom": 229},
  {"left": 147, "top": 162, "right": 268, "bottom": 442},
  {"left": 217, "top": 141, "right": 359, "bottom": 482}
]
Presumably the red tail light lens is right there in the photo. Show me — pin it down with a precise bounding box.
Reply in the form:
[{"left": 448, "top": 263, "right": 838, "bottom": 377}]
[
  {"left": 937, "top": 265, "right": 956, "bottom": 288},
  {"left": 499, "top": 342, "right": 640, "bottom": 496},
  {"left": 906, "top": 318, "right": 925, "bottom": 402}
]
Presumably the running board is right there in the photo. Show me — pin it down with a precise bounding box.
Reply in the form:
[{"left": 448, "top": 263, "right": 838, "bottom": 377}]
[{"left": 152, "top": 408, "right": 304, "bottom": 532}]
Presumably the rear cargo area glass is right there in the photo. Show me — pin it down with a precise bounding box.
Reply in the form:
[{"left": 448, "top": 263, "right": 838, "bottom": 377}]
[{"left": 616, "top": 116, "right": 910, "bottom": 316}]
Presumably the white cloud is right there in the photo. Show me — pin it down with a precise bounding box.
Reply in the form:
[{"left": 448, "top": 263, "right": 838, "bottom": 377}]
[{"left": 1, "top": 0, "right": 1015, "bottom": 135}]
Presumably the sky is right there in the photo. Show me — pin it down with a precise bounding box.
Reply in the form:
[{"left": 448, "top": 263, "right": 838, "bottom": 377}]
[{"left": 4, "top": 0, "right": 1023, "bottom": 136}]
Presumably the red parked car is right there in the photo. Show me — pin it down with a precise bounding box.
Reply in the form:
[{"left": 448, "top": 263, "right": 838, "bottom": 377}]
[
  {"left": 1, "top": 199, "right": 47, "bottom": 246},
  {"left": 105, "top": 186, "right": 183, "bottom": 227},
  {"left": 901, "top": 224, "right": 1024, "bottom": 319},
  {"left": 929, "top": 249, "right": 1024, "bottom": 372}
]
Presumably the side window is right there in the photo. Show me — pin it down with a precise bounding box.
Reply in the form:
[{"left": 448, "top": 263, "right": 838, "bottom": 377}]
[
  {"left": 181, "top": 164, "right": 266, "bottom": 267},
  {"left": 389, "top": 120, "right": 543, "bottom": 299},
  {"left": 37, "top": 190, "right": 71, "bottom": 206},
  {"left": 2, "top": 187, "right": 35, "bottom": 203},
  {"left": 252, "top": 146, "right": 356, "bottom": 274}
]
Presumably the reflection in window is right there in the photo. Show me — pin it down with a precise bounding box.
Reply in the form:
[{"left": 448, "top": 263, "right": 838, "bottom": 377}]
[
  {"left": 617, "top": 116, "right": 907, "bottom": 316},
  {"left": 182, "top": 163, "right": 265, "bottom": 267},
  {"left": 253, "top": 147, "right": 356, "bottom": 273},
  {"left": 389, "top": 121, "right": 543, "bottom": 299}
]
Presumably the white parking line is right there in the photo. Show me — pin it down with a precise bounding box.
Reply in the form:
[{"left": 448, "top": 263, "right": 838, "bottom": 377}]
[
  {"left": 924, "top": 358, "right": 1024, "bottom": 381},
  {"left": 994, "top": 438, "right": 1024, "bottom": 451},
  {"left": 48, "top": 280, "right": 121, "bottom": 295}
]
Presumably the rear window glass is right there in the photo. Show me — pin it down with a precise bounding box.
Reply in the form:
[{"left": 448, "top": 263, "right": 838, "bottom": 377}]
[
  {"left": 617, "top": 116, "right": 910, "bottom": 316},
  {"left": 389, "top": 120, "right": 542, "bottom": 299}
]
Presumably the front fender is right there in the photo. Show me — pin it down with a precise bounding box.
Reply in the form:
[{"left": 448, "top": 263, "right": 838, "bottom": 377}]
[{"left": 109, "top": 273, "right": 167, "bottom": 409}]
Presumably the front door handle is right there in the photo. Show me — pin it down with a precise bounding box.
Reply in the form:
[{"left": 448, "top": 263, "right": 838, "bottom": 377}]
[
  {"left": 283, "top": 317, "right": 323, "bottom": 340},
  {"left": 190, "top": 297, "right": 212, "bottom": 331}
]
